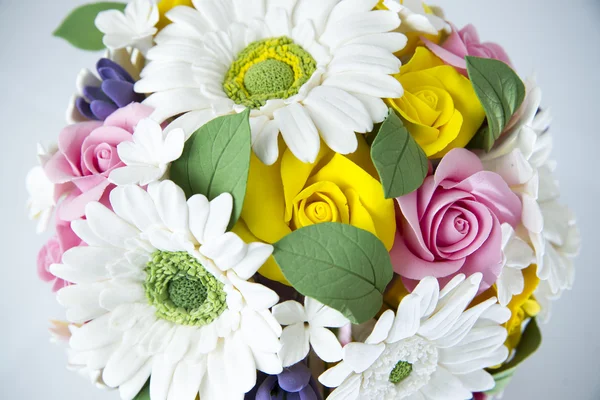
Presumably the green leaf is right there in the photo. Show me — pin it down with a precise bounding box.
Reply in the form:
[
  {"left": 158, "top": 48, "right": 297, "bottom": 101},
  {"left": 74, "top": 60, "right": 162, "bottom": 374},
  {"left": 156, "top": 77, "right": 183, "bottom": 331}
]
[
  {"left": 272, "top": 223, "right": 394, "bottom": 324},
  {"left": 370, "top": 109, "right": 428, "bottom": 199},
  {"left": 466, "top": 56, "right": 526, "bottom": 152},
  {"left": 170, "top": 110, "right": 251, "bottom": 229},
  {"left": 133, "top": 381, "right": 150, "bottom": 400},
  {"left": 486, "top": 318, "right": 542, "bottom": 395},
  {"left": 53, "top": 2, "right": 126, "bottom": 51}
]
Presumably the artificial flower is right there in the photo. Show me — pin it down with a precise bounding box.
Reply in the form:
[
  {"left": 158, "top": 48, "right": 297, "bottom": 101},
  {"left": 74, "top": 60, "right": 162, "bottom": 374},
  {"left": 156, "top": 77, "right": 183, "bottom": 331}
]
[
  {"left": 379, "top": 0, "right": 449, "bottom": 58},
  {"left": 233, "top": 137, "right": 395, "bottom": 283},
  {"left": 245, "top": 362, "right": 322, "bottom": 400},
  {"left": 51, "top": 181, "right": 282, "bottom": 400},
  {"left": 37, "top": 216, "right": 82, "bottom": 292},
  {"left": 478, "top": 78, "right": 581, "bottom": 303},
  {"left": 67, "top": 49, "right": 145, "bottom": 124},
  {"left": 387, "top": 47, "right": 486, "bottom": 158},
  {"left": 319, "top": 274, "right": 510, "bottom": 400},
  {"left": 44, "top": 103, "right": 153, "bottom": 221},
  {"left": 95, "top": 0, "right": 158, "bottom": 55},
  {"left": 273, "top": 297, "right": 349, "bottom": 367},
  {"left": 423, "top": 23, "right": 512, "bottom": 76},
  {"left": 135, "top": 0, "right": 406, "bottom": 165},
  {"left": 156, "top": 0, "right": 193, "bottom": 30},
  {"left": 496, "top": 224, "right": 535, "bottom": 306},
  {"left": 391, "top": 148, "right": 522, "bottom": 294},
  {"left": 109, "top": 118, "right": 185, "bottom": 185},
  {"left": 26, "top": 166, "right": 56, "bottom": 233}
]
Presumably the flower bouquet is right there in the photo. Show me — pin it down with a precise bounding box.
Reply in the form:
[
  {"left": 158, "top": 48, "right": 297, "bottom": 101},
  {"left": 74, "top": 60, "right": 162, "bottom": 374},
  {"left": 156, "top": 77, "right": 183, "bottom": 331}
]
[{"left": 27, "top": 0, "right": 581, "bottom": 399}]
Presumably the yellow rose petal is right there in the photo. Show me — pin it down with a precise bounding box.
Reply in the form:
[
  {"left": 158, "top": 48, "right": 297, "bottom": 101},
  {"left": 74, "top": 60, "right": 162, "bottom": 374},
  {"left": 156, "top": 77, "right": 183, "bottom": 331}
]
[
  {"left": 307, "top": 154, "right": 396, "bottom": 250},
  {"left": 345, "top": 188, "right": 377, "bottom": 236},
  {"left": 292, "top": 181, "right": 350, "bottom": 229},
  {"left": 241, "top": 154, "right": 291, "bottom": 243}
]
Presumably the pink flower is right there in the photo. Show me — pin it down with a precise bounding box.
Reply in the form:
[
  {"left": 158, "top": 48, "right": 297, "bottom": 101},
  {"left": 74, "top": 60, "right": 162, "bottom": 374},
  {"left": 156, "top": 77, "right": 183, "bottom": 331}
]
[
  {"left": 37, "top": 218, "right": 82, "bottom": 292},
  {"left": 44, "top": 103, "right": 153, "bottom": 221},
  {"left": 423, "top": 23, "right": 512, "bottom": 76},
  {"left": 391, "top": 148, "right": 522, "bottom": 293}
]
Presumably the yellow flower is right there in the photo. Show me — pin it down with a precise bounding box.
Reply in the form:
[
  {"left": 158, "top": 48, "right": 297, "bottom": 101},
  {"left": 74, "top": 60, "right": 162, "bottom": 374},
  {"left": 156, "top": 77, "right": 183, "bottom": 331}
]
[
  {"left": 157, "top": 0, "right": 193, "bottom": 30},
  {"left": 386, "top": 47, "right": 486, "bottom": 158},
  {"left": 504, "top": 265, "right": 541, "bottom": 354},
  {"left": 233, "top": 136, "right": 396, "bottom": 284}
]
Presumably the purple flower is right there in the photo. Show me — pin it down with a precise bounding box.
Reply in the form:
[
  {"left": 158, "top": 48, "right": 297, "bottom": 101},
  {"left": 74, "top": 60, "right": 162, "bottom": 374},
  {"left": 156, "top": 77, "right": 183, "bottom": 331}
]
[
  {"left": 76, "top": 58, "right": 145, "bottom": 121},
  {"left": 246, "top": 362, "right": 321, "bottom": 400}
]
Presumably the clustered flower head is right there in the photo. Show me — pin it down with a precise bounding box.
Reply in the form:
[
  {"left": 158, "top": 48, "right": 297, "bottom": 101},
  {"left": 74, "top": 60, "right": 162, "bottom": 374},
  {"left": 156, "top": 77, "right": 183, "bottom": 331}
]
[{"left": 26, "top": 0, "right": 580, "bottom": 399}]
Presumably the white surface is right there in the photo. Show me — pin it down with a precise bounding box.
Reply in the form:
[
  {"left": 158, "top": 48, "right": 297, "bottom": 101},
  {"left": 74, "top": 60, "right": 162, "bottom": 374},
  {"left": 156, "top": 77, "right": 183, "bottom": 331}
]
[{"left": 0, "top": 0, "right": 598, "bottom": 399}]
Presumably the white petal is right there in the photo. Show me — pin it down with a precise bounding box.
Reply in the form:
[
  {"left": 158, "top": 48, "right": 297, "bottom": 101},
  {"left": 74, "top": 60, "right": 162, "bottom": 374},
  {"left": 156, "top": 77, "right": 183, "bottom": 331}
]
[
  {"left": 387, "top": 293, "right": 421, "bottom": 343},
  {"left": 325, "top": 374, "right": 361, "bottom": 400},
  {"left": 227, "top": 272, "right": 279, "bottom": 310},
  {"left": 142, "top": 89, "right": 212, "bottom": 123},
  {"left": 456, "top": 369, "right": 495, "bottom": 392},
  {"left": 200, "top": 232, "right": 247, "bottom": 271},
  {"left": 412, "top": 276, "right": 440, "bottom": 318},
  {"left": 323, "top": 71, "right": 403, "bottom": 98},
  {"left": 110, "top": 165, "right": 163, "bottom": 186},
  {"left": 166, "top": 361, "right": 205, "bottom": 400},
  {"left": 233, "top": 242, "right": 273, "bottom": 279},
  {"left": 321, "top": 11, "right": 400, "bottom": 50},
  {"left": 224, "top": 331, "right": 256, "bottom": 393},
  {"left": 241, "top": 309, "right": 282, "bottom": 354},
  {"left": 251, "top": 118, "right": 281, "bottom": 165},
  {"left": 278, "top": 323, "right": 310, "bottom": 367},
  {"left": 319, "top": 361, "right": 354, "bottom": 388},
  {"left": 251, "top": 348, "right": 283, "bottom": 375},
  {"left": 150, "top": 180, "right": 189, "bottom": 233},
  {"left": 349, "top": 92, "right": 388, "bottom": 123},
  {"left": 86, "top": 203, "right": 139, "bottom": 248},
  {"left": 103, "top": 343, "right": 150, "bottom": 388},
  {"left": 346, "top": 32, "right": 408, "bottom": 53},
  {"left": 420, "top": 366, "right": 472, "bottom": 400},
  {"left": 273, "top": 103, "right": 320, "bottom": 163},
  {"left": 365, "top": 309, "right": 395, "bottom": 344},
  {"left": 310, "top": 304, "right": 349, "bottom": 328},
  {"left": 204, "top": 193, "right": 233, "bottom": 242},
  {"left": 328, "top": 44, "right": 401, "bottom": 75},
  {"left": 118, "top": 360, "right": 153, "bottom": 400},
  {"left": 165, "top": 110, "right": 217, "bottom": 140},
  {"left": 272, "top": 300, "right": 306, "bottom": 326},
  {"left": 69, "top": 313, "right": 120, "bottom": 351},
  {"left": 310, "top": 326, "right": 343, "bottom": 362},
  {"left": 343, "top": 342, "right": 385, "bottom": 373},
  {"left": 150, "top": 354, "right": 176, "bottom": 400},
  {"left": 109, "top": 185, "right": 162, "bottom": 231},
  {"left": 188, "top": 194, "right": 211, "bottom": 244}
]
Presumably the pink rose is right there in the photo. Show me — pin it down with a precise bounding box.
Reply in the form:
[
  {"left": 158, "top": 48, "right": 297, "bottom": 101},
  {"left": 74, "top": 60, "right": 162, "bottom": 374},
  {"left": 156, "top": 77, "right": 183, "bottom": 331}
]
[
  {"left": 391, "top": 149, "right": 522, "bottom": 293},
  {"left": 44, "top": 103, "right": 153, "bottom": 221},
  {"left": 37, "top": 218, "right": 82, "bottom": 292},
  {"left": 423, "top": 23, "right": 512, "bottom": 76}
]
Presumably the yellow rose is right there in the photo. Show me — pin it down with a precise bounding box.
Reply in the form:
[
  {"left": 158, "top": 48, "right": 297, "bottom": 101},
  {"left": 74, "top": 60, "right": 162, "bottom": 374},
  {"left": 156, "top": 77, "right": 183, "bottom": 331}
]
[
  {"left": 386, "top": 47, "right": 486, "bottom": 158},
  {"left": 233, "top": 136, "right": 396, "bottom": 284},
  {"left": 157, "top": 0, "right": 194, "bottom": 30}
]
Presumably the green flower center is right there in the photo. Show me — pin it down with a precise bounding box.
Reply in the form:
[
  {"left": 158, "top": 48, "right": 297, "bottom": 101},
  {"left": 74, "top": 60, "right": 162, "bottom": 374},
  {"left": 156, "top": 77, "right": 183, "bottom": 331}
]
[
  {"left": 223, "top": 36, "right": 317, "bottom": 109},
  {"left": 389, "top": 360, "right": 413, "bottom": 384},
  {"left": 144, "top": 251, "right": 227, "bottom": 326}
]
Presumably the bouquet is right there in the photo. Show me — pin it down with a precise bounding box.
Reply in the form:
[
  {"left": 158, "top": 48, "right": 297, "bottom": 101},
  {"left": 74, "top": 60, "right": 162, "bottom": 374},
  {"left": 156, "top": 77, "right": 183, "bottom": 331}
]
[{"left": 27, "top": 0, "right": 581, "bottom": 399}]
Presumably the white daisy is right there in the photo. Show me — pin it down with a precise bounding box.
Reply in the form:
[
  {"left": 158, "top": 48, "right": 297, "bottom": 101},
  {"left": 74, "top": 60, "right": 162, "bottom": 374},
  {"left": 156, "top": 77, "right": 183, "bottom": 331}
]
[
  {"left": 95, "top": 0, "right": 159, "bottom": 55},
  {"left": 67, "top": 48, "right": 145, "bottom": 124},
  {"left": 383, "top": 0, "right": 449, "bottom": 36},
  {"left": 272, "top": 296, "right": 349, "bottom": 367},
  {"left": 26, "top": 165, "right": 56, "bottom": 234},
  {"left": 50, "top": 181, "right": 283, "bottom": 400},
  {"left": 479, "top": 77, "right": 579, "bottom": 302},
  {"left": 319, "top": 274, "right": 510, "bottom": 400},
  {"left": 495, "top": 224, "right": 535, "bottom": 306},
  {"left": 135, "top": 0, "right": 406, "bottom": 165},
  {"left": 110, "top": 118, "right": 185, "bottom": 186}
]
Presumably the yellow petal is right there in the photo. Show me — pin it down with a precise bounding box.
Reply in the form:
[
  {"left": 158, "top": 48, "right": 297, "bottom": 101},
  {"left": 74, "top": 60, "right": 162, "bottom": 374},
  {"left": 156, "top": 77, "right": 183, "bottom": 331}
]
[
  {"left": 307, "top": 154, "right": 396, "bottom": 250},
  {"left": 232, "top": 219, "right": 289, "bottom": 285},
  {"left": 242, "top": 153, "right": 291, "bottom": 244},
  {"left": 345, "top": 188, "right": 377, "bottom": 235},
  {"left": 400, "top": 46, "right": 445, "bottom": 74},
  {"left": 345, "top": 134, "right": 379, "bottom": 179},
  {"left": 423, "top": 109, "right": 463, "bottom": 156},
  {"left": 383, "top": 275, "right": 410, "bottom": 312},
  {"left": 292, "top": 181, "right": 350, "bottom": 229}
]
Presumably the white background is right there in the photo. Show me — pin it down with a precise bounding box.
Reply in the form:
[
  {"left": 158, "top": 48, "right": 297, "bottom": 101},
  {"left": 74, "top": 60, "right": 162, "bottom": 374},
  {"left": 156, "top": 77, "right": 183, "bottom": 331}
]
[{"left": 0, "top": 0, "right": 599, "bottom": 399}]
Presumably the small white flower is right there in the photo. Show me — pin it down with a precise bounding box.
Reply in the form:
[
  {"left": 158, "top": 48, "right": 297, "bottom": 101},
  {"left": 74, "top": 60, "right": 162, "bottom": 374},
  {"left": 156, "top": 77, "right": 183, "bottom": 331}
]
[
  {"left": 273, "top": 297, "right": 349, "bottom": 367},
  {"left": 95, "top": 0, "right": 159, "bottom": 55},
  {"left": 320, "top": 274, "right": 510, "bottom": 400},
  {"left": 26, "top": 165, "right": 55, "bottom": 234},
  {"left": 384, "top": 0, "right": 449, "bottom": 36},
  {"left": 496, "top": 224, "right": 535, "bottom": 306},
  {"left": 110, "top": 118, "right": 185, "bottom": 186}
]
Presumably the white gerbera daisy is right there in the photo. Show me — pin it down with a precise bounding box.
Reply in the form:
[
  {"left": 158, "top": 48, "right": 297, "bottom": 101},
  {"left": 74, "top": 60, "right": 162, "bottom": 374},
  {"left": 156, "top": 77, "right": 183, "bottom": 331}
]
[
  {"left": 273, "top": 296, "right": 349, "bottom": 367},
  {"left": 110, "top": 118, "right": 185, "bottom": 185},
  {"left": 51, "top": 181, "right": 282, "bottom": 400},
  {"left": 319, "top": 274, "right": 510, "bottom": 400},
  {"left": 495, "top": 224, "right": 535, "bottom": 306},
  {"left": 135, "top": 0, "right": 406, "bottom": 165},
  {"left": 95, "top": 0, "right": 159, "bottom": 54}
]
